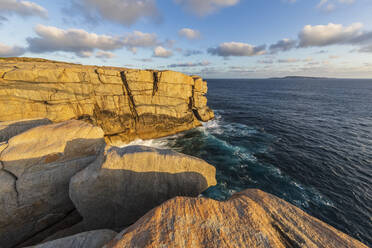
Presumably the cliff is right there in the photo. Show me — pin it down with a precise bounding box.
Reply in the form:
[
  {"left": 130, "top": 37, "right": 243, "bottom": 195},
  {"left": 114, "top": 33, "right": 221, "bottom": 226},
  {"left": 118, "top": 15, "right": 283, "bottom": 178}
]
[{"left": 0, "top": 57, "right": 214, "bottom": 144}]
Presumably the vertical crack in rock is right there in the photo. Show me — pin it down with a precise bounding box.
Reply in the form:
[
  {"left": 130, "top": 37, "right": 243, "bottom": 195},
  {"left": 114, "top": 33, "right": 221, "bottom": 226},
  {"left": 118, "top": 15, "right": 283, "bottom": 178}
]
[
  {"left": 152, "top": 71, "right": 161, "bottom": 96},
  {"left": 189, "top": 84, "right": 202, "bottom": 121},
  {"left": 0, "top": 142, "right": 20, "bottom": 206},
  {"left": 94, "top": 69, "right": 105, "bottom": 85},
  {"left": 189, "top": 84, "right": 195, "bottom": 110},
  {"left": 120, "top": 71, "right": 139, "bottom": 121}
]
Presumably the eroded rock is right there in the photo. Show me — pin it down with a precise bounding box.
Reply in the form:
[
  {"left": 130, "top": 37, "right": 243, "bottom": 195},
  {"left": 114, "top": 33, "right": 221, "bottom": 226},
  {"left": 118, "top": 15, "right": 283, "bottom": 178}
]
[
  {"left": 0, "top": 118, "right": 52, "bottom": 142},
  {"left": 27, "top": 230, "right": 117, "bottom": 248},
  {"left": 0, "top": 120, "right": 105, "bottom": 248},
  {"left": 69, "top": 145, "right": 217, "bottom": 230},
  {"left": 106, "top": 189, "right": 368, "bottom": 248},
  {"left": 0, "top": 58, "right": 214, "bottom": 145}
]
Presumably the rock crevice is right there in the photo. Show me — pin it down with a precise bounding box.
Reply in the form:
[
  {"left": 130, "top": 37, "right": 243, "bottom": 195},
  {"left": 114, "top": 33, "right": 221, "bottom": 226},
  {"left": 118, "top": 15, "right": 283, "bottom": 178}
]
[{"left": 0, "top": 58, "right": 214, "bottom": 145}]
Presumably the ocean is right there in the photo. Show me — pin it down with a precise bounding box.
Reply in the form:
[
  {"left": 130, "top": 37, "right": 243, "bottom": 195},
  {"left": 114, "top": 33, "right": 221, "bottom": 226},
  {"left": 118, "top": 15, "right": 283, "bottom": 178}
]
[{"left": 128, "top": 78, "right": 372, "bottom": 246}]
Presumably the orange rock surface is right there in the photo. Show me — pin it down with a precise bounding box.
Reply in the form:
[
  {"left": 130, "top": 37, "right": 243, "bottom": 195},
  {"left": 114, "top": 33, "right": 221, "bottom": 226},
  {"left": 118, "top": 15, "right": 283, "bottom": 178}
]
[
  {"left": 0, "top": 57, "right": 214, "bottom": 145},
  {"left": 106, "top": 189, "right": 368, "bottom": 248}
]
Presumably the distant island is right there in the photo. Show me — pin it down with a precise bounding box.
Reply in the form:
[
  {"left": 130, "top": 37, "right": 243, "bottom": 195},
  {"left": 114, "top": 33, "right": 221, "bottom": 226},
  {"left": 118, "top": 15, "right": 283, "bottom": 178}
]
[{"left": 269, "top": 76, "right": 330, "bottom": 80}]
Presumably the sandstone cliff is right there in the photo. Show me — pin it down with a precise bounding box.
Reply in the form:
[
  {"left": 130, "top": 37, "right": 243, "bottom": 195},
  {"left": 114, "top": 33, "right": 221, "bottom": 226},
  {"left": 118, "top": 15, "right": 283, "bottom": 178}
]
[{"left": 0, "top": 57, "right": 214, "bottom": 144}]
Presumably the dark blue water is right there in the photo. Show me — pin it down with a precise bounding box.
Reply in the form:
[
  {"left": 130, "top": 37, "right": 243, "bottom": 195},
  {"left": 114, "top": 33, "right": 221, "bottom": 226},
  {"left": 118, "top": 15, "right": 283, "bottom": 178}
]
[{"left": 159, "top": 79, "right": 372, "bottom": 246}]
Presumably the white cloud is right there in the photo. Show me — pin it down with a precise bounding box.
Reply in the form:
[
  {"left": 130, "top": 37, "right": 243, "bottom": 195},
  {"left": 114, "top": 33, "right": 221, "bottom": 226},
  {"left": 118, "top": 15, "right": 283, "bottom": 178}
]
[
  {"left": 269, "top": 38, "right": 297, "bottom": 53},
  {"left": 298, "top": 23, "right": 364, "bottom": 47},
  {"left": 174, "top": 0, "right": 239, "bottom": 16},
  {"left": 73, "top": 0, "right": 159, "bottom": 26},
  {"left": 168, "top": 61, "right": 210, "bottom": 68},
  {"left": 208, "top": 42, "right": 266, "bottom": 57},
  {"left": 122, "top": 31, "right": 158, "bottom": 53},
  {"left": 178, "top": 28, "right": 201, "bottom": 40},
  {"left": 96, "top": 50, "right": 115, "bottom": 59},
  {"left": 0, "top": 42, "right": 26, "bottom": 57},
  {"left": 153, "top": 46, "right": 173, "bottom": 58},
  {"left": 27, "top": 25, "right": 123, "bottom": 56},
  {"left": 25, "top": 25, "right": 169, "bottom": 57},
  {"left": 278, "top": 58, "right": 299, "bottom": 63},
  {"left": 317, "top": 0, "right": 356, "bottom": 12},
  {"left": 0, "top": 0, "right": 47, "bottom": 18}
]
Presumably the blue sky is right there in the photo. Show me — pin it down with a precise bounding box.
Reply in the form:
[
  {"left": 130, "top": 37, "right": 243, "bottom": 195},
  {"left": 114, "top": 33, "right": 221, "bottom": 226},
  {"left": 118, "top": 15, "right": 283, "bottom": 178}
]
[{"left": 0, "top": 0, "right": 372, "bottom": 78}]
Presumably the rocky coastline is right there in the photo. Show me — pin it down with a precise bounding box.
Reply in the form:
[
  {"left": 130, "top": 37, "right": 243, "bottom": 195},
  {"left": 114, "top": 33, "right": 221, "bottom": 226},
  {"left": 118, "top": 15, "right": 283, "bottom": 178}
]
[{"left": 0, "top": 58, "right": 367, "bottom": 248}]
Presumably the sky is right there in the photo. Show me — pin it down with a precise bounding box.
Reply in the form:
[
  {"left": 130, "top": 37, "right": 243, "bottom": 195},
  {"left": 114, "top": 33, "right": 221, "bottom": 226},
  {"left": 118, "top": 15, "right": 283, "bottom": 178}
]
[{"left": 0, "top": 0, "right": 372, "bottom": 78}]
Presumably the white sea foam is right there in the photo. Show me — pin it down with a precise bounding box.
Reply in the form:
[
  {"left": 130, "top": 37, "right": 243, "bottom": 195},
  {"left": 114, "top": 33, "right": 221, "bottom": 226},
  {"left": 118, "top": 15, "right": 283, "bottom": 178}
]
[{"left": 120, "top": 138, "right": 170, "bottom": 149}]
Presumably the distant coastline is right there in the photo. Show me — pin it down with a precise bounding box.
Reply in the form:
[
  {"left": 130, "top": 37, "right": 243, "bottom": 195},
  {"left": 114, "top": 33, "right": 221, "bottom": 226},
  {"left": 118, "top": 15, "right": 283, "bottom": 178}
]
[{"left": 269, "top": 76, "right": 330, "bottom": 80}]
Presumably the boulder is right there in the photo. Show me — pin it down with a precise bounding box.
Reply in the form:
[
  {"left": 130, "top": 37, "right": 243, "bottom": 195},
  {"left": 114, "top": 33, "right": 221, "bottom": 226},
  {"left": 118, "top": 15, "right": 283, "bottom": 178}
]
[
  {"left": 69, "top": 145, "right": 217, "bottom": 230},
  {"left": 0, "top": 118, "right": 52, "bottom": 142},
  {"left": 0, "top": 120, "right": 105, "bottom": 248},
  {"left": 27, "top": 230, "right": 117, "bottom": 248},
  {"left": 106, "top": 189, "right": 368, "bottom": 248}
]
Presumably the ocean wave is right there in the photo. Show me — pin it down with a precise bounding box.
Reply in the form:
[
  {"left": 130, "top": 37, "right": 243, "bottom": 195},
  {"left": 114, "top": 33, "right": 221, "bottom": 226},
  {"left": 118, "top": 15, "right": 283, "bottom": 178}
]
[{"left": 120, "top": 138, "right": 170, "bottom": 149}]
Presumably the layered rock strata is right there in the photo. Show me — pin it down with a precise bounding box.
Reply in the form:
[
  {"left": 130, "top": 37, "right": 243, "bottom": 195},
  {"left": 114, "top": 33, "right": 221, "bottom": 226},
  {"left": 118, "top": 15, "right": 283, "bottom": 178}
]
[
  {"left": 0, "top": 120, "right": 105, "bottom": 248},
  {"left": 70, "top": 145, "right": 217, "bottom": 230},
  {"left": 0, "top": 58, "right": 214, "bottom": 145},
  {"left": 106, "top": 189, "right": 368, "bottom": 248}
]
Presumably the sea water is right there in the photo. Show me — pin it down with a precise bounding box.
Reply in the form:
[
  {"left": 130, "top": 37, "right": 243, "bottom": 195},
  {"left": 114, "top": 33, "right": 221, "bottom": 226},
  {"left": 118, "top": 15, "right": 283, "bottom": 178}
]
[{"left": 129, "top": 78, "right": 372, "bottom": 246}]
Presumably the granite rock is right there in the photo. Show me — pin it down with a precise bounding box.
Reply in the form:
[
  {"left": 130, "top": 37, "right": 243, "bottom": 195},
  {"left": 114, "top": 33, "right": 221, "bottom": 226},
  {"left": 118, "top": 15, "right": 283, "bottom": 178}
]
[{"left": 69, "top": 145, "right": 217, "bottom": 230}]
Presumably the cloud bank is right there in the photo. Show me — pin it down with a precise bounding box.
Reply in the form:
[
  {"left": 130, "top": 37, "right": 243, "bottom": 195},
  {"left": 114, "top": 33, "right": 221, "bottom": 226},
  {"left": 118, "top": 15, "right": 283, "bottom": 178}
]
[
  {"left": 174, "top": 0, "right": 239, "bottom": 16},
  {"left": 68, "top": 0, "right": 160, "bottom": 26},
  {"left": 208, "top": 42, "right": 266, "bottom": 57},
  {"left": 0, "top": 42, "right": 25, "bottom": 57},
  {"left": 0, "top": 0, "right": 47, "bottom": 18}
]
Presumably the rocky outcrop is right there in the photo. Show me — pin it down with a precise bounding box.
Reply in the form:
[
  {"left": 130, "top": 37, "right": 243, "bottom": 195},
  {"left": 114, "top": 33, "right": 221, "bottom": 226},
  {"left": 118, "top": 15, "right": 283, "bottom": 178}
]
[
  {"left": 0, "top": 120, "right": 105, "bottom": 248},
  {"left": 0, "top": 57, "right": 214, "bottom": 145},
  {"left": 27, "top": 230, "right": 117, "bottom": 248},
  {"left": 69, "top": 145, "right": 217, "bottom": 230},
  {"left": 106, "top": 189, "right": 368, "bottom": 248},
  {"left": 0, "top": 118, "right": 52, "bottom": 142}
]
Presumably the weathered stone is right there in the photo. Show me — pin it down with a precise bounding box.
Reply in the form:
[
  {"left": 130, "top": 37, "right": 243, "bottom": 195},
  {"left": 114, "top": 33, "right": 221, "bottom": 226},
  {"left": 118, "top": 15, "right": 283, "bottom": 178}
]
[
  {"left": 106, "top": 189, "right": 368, "bottom": 248},
  {"left": 0, "top": 118, "right": 52, "bottom": 142},
  {"left": 0, "top": 58, "right": 214, "bottom": 145},
  {"left": 193, "top": 106, "right": 215, "bottom": 122},
  {"left": 0, "top": 120, "right": 105, "bottom": 248},
  {"left": 69, "top": 145, "right": 217, "bottom": 230},
  {"left": 27, "top": 230, "right": 117, "bottom": 248}
]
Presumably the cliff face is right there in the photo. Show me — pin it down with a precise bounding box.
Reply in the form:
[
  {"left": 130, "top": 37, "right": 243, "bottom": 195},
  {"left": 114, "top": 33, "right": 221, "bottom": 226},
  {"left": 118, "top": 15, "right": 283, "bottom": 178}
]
[{"left": 0, "top": 58, "right": 214, "bottom": 144}]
